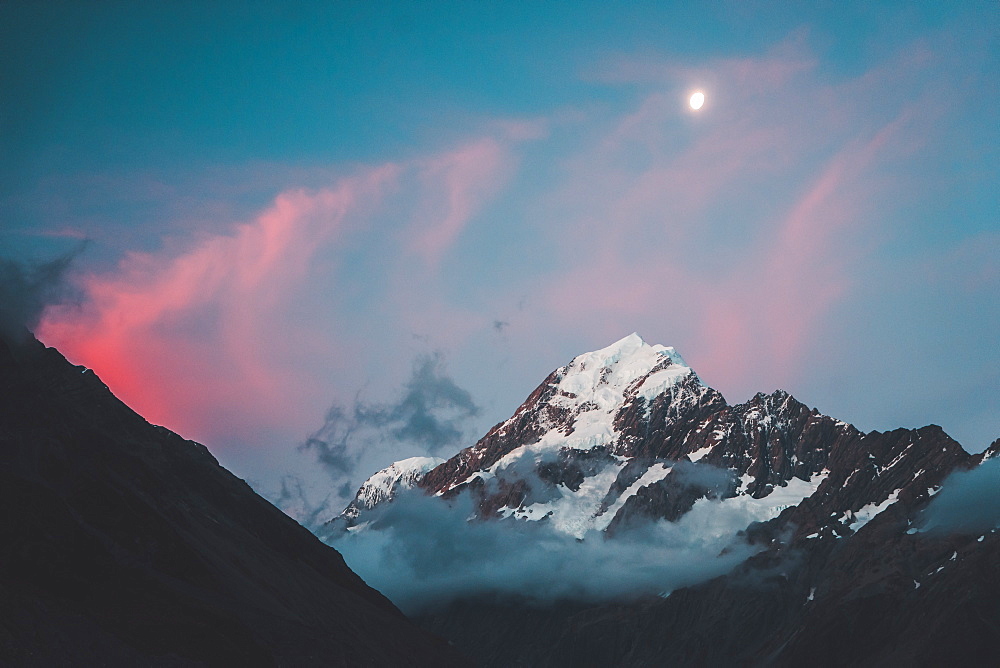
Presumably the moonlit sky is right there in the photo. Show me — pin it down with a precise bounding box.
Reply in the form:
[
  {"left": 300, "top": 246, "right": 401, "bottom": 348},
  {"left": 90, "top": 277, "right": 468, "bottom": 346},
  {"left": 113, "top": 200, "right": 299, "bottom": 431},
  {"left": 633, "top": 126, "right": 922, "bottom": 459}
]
[{"left": 3, "top": 2, "right": 997, "bottom": 495}]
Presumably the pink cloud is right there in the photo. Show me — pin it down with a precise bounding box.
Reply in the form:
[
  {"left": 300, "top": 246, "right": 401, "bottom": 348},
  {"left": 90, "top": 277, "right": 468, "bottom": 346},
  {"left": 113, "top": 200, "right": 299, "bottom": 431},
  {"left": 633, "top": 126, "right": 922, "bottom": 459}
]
[
  {"left": 695, "top": 112, "right": 909, "bottom": 389},
  {"left": 35, "top": 131, "right": 522, "bottom": 450},
  {"left": 39, "top": 166, "right": 399, "bottom": 446},
  {"left": 533, "top": 35, "right": 943, "bottom": 398},
  {"left": 409, "top": 137, "right": 513, "bottom": 266}
]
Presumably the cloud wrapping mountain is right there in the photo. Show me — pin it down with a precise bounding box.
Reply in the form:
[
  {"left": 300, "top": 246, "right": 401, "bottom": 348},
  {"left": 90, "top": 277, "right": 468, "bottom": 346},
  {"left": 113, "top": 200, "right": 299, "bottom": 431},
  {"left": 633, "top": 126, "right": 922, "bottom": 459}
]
[
  {"left": 919, "top": 455, "right": 1000, "bottom": 534},
  {"left": 329, "top": 481, "right": 760, "bottom": 613},
  {"left": 322, "top": 333, "right": 989, "bottom": 625}
]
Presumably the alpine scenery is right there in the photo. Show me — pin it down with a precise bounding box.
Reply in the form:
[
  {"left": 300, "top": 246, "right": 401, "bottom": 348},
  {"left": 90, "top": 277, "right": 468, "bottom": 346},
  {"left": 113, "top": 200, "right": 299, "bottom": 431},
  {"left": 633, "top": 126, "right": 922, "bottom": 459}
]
[{"left": 2, "top": 2, "right": 998, "bottom": 666}]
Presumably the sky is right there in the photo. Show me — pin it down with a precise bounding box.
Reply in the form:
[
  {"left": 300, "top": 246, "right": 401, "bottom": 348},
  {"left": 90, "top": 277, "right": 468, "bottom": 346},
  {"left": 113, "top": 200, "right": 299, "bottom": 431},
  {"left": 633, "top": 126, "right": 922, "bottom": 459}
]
[{"left": 2, "top": 1, "right": 998, "bottom": 503}]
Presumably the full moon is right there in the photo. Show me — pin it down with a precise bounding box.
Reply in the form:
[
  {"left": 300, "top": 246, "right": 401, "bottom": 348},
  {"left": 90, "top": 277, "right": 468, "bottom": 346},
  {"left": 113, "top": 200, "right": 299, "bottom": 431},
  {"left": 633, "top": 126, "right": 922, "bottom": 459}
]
[{"left": 689, "top": 91, "right": 705, "bottom": 110}]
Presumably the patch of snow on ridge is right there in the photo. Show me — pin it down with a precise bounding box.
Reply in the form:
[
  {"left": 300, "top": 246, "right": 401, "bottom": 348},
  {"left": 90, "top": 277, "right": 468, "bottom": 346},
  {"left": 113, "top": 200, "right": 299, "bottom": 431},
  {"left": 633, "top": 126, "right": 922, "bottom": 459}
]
[
  {"left": 688, "top": 445, "right": 713, "bottom": 462},
  {"left": 636, "top": 368, "right": 694, "bottom": 404},
  {"left": 356, "top": 456, "right": 445, "bottom": 509},
  {"left": 848, "top": 490, "right": 901, "bottom": 532},
  {"left": 595, "top": 463, "right": 673, "bottom": 532},
  {"left": 727, "top": 472, "right": 831, "bottom": 523}
]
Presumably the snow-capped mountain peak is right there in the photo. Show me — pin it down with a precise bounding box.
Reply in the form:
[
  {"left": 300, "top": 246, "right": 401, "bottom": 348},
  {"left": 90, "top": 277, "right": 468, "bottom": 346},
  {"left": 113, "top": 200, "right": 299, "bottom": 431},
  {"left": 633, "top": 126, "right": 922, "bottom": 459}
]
[
  {"left": 315, "top": 333, "right": 994, "bottom": 666},
  {"left": 331, "top": 332, "right": 975, "bottom": 548},
  {"left": 335, "top": 334, "right": 728, "bottom": 533},
  {"left": 554, "top": 333, "right": 696, "bottom": 413}
]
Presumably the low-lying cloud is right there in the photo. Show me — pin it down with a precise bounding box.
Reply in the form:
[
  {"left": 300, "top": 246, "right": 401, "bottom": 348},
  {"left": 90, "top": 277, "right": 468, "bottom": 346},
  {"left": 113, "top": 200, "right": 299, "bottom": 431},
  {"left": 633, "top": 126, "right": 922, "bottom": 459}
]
[
  {"left": 327, "top": 468, "right": 765, "bottom": 614},
  {"left": 918, "top": 456, "right": 1000, "bottom": 534}
]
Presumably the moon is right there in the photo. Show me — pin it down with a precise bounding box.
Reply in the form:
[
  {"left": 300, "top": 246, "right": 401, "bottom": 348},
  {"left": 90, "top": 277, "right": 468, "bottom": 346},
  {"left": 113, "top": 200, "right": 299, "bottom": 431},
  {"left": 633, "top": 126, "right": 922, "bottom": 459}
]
[{"left": 689, "top": 91, "right": 705, "bottom": 110}]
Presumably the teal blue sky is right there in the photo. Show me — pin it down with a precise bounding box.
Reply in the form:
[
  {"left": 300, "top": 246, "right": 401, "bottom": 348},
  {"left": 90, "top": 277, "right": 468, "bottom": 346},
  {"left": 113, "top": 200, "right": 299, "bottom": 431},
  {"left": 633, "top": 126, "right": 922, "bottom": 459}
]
[
  {"left": 5, "top": 2, "right": 982, "bottom": 180},
  {"left": 2, "top": 1, "right": 997, "bottom": 495}
]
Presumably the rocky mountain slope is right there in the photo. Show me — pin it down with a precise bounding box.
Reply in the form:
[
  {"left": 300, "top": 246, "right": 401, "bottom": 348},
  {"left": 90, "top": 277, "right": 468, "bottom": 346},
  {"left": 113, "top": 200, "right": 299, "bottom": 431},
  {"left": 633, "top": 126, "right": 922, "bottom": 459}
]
[
  {"left": 329, "top": 333, "right": 999, "bottom": 665},
  {"left": 0, "top": 333, "right": 468, "bottom": 667}
]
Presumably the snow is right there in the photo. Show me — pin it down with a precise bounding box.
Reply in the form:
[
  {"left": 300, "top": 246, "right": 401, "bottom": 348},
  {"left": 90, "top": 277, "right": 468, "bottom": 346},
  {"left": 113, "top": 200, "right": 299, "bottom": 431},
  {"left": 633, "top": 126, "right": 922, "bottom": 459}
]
[
  {"left": 481, "top": 333, "right": 700, "bottom": 474},
  {"left": 552, "top": 332, "right": 698, "bottom": 425},
  {"left": 881, "top": 448, "right": 909, "bottom": 472},
  {"left": 594, "top": 463, "right": 673, "bottom": 532},
  {"left": 688, "top": 445, "right": 714, "bottom": 462},
  {"left": 723, "top": 472, "right": 830, "bottom": 524},
  {"left": 635, "top": 364, "right": 694, "bottom": 403},
  {"left": 355, "top": 456, "right": 445, "bottom": 509},
  {"left": 505, "top": 463, "right": 624, "bottom": 539},
  {"left": 848, "top": 489, "right": 901, "bottom": 532},
  {"left": 498, "top": 463, "right": 830, "bottom": 540}
]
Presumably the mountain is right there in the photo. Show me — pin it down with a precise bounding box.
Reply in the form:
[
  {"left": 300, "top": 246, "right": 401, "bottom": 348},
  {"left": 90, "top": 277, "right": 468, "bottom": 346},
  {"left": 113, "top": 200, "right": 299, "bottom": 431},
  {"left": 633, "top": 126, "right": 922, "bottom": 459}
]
[
  {"left": 333, "top": 334, "right": 970, "bottom": 541},
  {"left": 0, "top": 333, "right": 468, "bottom": 667},
  {"left": 329, "top": 333, "right": 1000, "bottom": 665}
]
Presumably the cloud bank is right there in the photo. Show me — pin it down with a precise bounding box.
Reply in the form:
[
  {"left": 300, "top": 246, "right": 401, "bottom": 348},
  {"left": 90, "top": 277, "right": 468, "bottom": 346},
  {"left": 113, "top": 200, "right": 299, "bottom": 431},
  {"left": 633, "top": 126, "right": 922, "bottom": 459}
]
[
  {"left": 276, "top": 352, "right": 483, "bottom": 526},
  {"left": 919, "top": 456, "right": 1000, "bottom": 534},
  {"left": 328, "top": 480, "right": 763, "bottom": 614}
]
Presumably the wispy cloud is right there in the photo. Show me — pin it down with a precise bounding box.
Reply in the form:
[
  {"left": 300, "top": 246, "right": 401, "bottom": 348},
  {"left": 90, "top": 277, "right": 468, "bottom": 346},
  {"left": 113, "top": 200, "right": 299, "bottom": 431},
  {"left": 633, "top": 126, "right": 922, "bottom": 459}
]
[
  {"left": 34, "top": 25, "right": 993, "bottom": 461},
  {"left": 330, "top": 465, "right": 761, "bottom": 613},
  {"left": 302, "top": 352, "right": 480, "bottom": 482},
  {"left": 38, "top": 167, "right": 399, "bottom": 442},
  {"left": 527, "top": 32, "right": 953, "bottom": 397},
  {"left": 37, "top": 134, "right": 515, "bottom": 447},
  {"left": 409, "top": 137, "right": 513, "bottom": 266}
]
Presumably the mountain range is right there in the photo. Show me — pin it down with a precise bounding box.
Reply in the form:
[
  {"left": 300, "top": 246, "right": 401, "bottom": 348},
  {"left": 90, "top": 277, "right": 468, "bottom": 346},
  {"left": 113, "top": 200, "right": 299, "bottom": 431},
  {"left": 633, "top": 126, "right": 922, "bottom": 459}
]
[
  {"left": 327, "top": 333, "right": 1000, "bottom": 666},
  {"left": 3, "top": 328, "right": 997, "bottom": 666}
]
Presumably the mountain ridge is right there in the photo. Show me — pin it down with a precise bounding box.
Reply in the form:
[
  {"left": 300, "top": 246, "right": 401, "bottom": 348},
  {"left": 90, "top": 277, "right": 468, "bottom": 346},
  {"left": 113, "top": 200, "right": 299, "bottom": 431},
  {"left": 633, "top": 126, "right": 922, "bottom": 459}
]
[
  {"left": 333, "top": 334, "right": 974, "bottom": 543},
  {"left": 0, "top": 333, "right": 469, "bottom": 666}
]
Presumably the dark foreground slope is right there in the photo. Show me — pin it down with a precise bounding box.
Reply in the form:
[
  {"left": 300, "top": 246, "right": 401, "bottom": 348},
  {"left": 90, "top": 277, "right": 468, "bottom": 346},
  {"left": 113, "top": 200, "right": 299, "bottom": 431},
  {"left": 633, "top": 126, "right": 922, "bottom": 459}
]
[{"left": 0, "top": 335, "right": 467, "bottom": 667}]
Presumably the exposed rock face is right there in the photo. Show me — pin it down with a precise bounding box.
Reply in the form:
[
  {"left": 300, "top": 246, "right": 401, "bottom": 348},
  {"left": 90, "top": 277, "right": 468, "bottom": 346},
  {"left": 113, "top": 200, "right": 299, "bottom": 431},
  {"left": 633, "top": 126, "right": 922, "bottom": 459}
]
[
  {"left": 0, "top": 335, "right": 468, "bottom": 667},
  {"left": 329, "top": 333, "right": 998, "bottom": 665}
]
